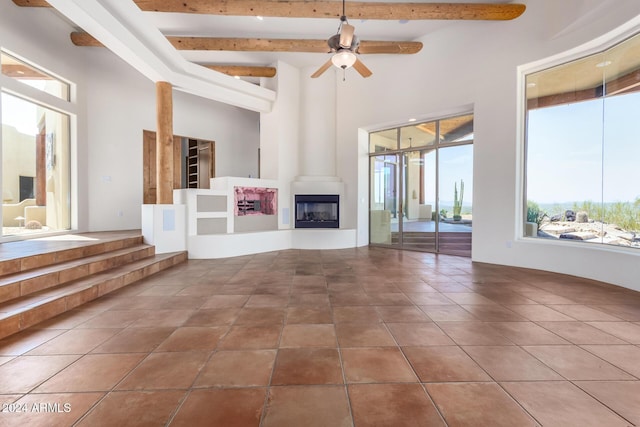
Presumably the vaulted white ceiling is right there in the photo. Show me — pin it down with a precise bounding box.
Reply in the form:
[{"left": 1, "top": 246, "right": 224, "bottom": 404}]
[{"left": 28, "top": 0, "right": 525, "bottom": 112}]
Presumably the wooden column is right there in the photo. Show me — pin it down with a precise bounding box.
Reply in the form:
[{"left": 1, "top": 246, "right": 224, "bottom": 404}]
[
  {"left": 156, "top": 81, "right": 174, "bottom": 204},
  {"left": 35, "top": 129, "right": 47, "bottom": 206}
]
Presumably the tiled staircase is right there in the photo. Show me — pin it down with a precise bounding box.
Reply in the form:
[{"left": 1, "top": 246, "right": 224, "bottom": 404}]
[{"left": 0, "top": 233, "right": 187, "bottom": 339}]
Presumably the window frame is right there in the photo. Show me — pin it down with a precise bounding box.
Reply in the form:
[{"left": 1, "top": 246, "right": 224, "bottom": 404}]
[{"left": 517, "top": 21, "right": 640, "bottom": 252}]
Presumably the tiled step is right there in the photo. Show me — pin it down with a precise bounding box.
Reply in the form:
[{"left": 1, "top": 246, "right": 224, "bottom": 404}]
[
  {"left": 0, "top": 244, "right": 156, "bottom": 304},
  {"left": 0, "top": 251, "right": 187, "bottom": 340},
  {"left": 0, "top": 235, "right": 144, "bottom": 277}
]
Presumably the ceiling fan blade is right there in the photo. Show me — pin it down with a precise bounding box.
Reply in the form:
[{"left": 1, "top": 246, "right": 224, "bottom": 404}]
[
  {"left": 339, "top": 23, "right": 355, "bottom": 48},
  {"left": 353, "top": 58, "right": 372, "bottom": 78},
  {"left": 311, "top": 59, "right": 334, "bottom": 78}
]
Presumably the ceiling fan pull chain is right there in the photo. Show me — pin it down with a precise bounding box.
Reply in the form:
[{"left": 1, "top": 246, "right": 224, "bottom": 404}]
[{"left": 343, "top": 68, "right": 346, "bottom": 81}]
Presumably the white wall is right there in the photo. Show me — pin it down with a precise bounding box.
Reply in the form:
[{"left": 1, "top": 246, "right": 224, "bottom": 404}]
[
  {"left": 83, "top": 50, "right": 260, "bottom": 231},
  {"left": 336, "top": 0, "right": 640, "bottom": 290},
  {"left": 1, "top": 2, "right": 261, "bottom": 233}
]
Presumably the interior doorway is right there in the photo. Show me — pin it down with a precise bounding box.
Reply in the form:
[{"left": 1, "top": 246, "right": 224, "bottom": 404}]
[{"left": 142, "top": 130, "right": 215, "bottom": 204}]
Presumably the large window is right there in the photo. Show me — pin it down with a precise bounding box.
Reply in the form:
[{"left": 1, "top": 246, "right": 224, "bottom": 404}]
[
  {"left": 524, "top": 32, "right": 640, "bottom": 249},
  {"left": 1, "top": 50, "right": 72, "bottom": 237}
]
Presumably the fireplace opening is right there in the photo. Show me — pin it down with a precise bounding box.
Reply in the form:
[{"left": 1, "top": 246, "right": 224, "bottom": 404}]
[{"left": 295, "top": 194, "right": 339, "bottom": 228}]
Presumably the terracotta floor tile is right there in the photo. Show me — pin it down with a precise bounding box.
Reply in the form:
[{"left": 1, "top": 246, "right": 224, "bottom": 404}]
[
  {"left": 129, "top": 309, "right": 194, "bottom": 328},
  {"left": 77, "top": 390, "right": 185, "bottom": 427},
  {"left": 155, "top": 326, "right": 228, "bottom": 352},
  {"left": 549, "top": 304, "right": 622, "bottom": 321},
  {"left": 503, "top": 305, "right": 575, "bottom": 321},
  {"left": 587, "top": 321, "right": 640, "bottom": 343},
  {"left": 0, "top": 355, "right": 79, "bottom": 393},
  {"left": 27, "top": 328, "right": 120, "bottom": 355},
  {"left": 402, "top": 346, "right": 491, "bottom": 382},
  {"left": 376, "top": 306, "right": 431, "bottom": 322},
  {"left": 463, "top": 346, "right": 562, "bottom": 381},
  {"left": 459, "top": 305, "right": 526, "bottom": 321},
  {"left": 288, "top": 294, "right": 330, "bottom": 307},
  {"left": 285, "top": 307, "right": 333, "bottom": 324},
  {"left": 173, "top": 389, "right": 267, "bottom": 426},
  {"left": 335, "top": 323, "right": 396, "bottom": 347},
  {"left": 386, "top": 323, "right": 454, "bottom": 346},
  {"left": 34, "top": 353, "right": 145, "bottom": 392},
  {"left": 420, "top": 305, "right": 477, "bottom": 321},
  {"left": 330, "top": 292, "right": 372, "bottom": 306},
  {"left": 396, "top": 282, "right": 441, "bottom": 293},
  {"left": 442, "top": 292, "right": 497, "bottom": 305},
  {"left": 116, "top": 351, "right": 208, "bottom": 390},
  {"left": 592, "top": 304, "right": 640, "bottom": 321},
  {"left": 486, "top": 322, "right": 569, "bottom": 345},
  {"left": 194, "top": 349, "right": 276, "bottom": 387},
  {"left": 536, "top": 321, "right": 626, "bottom": 344},
  {"left": 218, "top": 325, "right": 281, "bottom": 350},
  {"left": 183, "top": 308, "right": 239, "bottom": 326},
  {"left": 426, "top": 382, "right": 537, "bottom": 427},
  {"left": 0, "top": 329, "right": 65, "bottom": 356},
  {"left": 92, "top": 327, "right": 175, "bottom": 353},
  {"left": 158, "top": 296, "right": 206, "bottom": 310},
  {"left": 2, "top": 392, "right": 104, "bottom": 427},
  {"left": 342, "top": 347, "right": 417, "bottom": 383},
  {"left": 3, "top": 244, "right": 640, "bottom": 426},
  {"left": 522, "top": 345, "right": 634, "bottom": 380},
  {"left": 245, "top": 295, "right": 289, "bottom": 307},
  {"left": 406, "top": 293, "right": 455, "bottom": 305},
  {"left": 271, "top": 348, "right": 343, "bottom": 385},
  {"left": 333, "top": 306, "right": 382, "bottom": 323},
  {"left": 502, "top": 381, "right": 629, "bottom": 427},
  {"left": 32, "top": 309, "right": 99, "bottom": 329},
  {"left": 235, "top": 307, "right": 286, "bottom": 325},
  {"left": 137, "top": 284, "right": 184, "bottom": 296},
  {"left": 580, "top": 344, "right": 640, "bottom": 377},
  {"left": 200, "top": 294, "right": 250, "bottom": 309},
  {"left": 437, "top": 322, "right": 514, "bottom": 345},
  {"left": 280, "top": 324, "right": 336, "bottom": 347},
  {"left": 262, "top": 385, "right": 351, "bottom": 427},
  {"left": 576, "top": 381, "right": 640, "bottom": 425},
  {"left": 366, "top": 293, "right": 413, "bottom": 306},
  {"left": 349, "top": 383, "right": 444, "bottom": 426},
  {"left": 175, "top": 284, "right": 219, "bottom": 297},
  {"left": 75, "top": 310, "right": 143, "bottom": 329}
]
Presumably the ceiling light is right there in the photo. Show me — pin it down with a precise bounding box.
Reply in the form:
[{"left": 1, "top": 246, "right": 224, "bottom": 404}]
[
  {"left": 596, "top": 60, "right": 612, "bottom": 68},
  {"left": 331, "top": 50, "right": 356, "bottom": 70},
  {"left": 408, "top": 118, "right": 417, "bottom": 122}
]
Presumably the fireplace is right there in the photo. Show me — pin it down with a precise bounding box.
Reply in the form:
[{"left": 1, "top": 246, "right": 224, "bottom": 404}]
[{"left": 295, "top": 194, "right": 339, "bottom": 228}]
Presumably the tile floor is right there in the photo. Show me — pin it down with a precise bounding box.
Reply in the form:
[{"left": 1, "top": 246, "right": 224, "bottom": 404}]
[{"left": 0, "top": 247, "right": 639, "bottom": 426}]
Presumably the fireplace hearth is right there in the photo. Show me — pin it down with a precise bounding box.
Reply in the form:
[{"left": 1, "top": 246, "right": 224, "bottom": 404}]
[{"left": 295, "top": 194, "right": 339, "bottom": 228}]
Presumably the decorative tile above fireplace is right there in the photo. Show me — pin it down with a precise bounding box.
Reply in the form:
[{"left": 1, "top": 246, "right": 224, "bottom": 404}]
[{"left": 295, "top": 194, "right": 339, "bottom": 228}]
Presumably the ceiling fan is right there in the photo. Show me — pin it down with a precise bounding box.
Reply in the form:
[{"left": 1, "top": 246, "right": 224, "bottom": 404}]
[{"left": 311, "top": 0, "right": 372, "bottom": 79}]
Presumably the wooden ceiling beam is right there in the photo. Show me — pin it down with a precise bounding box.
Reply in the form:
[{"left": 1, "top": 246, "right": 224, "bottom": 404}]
[
  {"left": 70, "top": 32, "right": 423, "bottom": 54},
  {"left": 14, "top": 0, "right": 526, "bottom": 21},
  {"left": 203, "top": 65, "right": 277, "bottom": 77}
]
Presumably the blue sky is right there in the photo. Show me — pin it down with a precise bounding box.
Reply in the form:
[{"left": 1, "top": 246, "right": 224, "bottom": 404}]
[{"left": 527, "top": 92, "right": 640, "bottom": 204}]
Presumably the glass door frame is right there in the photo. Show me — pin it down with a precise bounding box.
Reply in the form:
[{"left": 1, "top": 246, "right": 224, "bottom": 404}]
[{"left": 368, "top": 115, "right": 473, "bottom": 254}]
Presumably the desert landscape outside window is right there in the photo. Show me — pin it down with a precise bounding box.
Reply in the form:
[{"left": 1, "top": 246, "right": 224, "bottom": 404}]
[{"left": 524, "top": 32, "right": 640, "bottom": 249}]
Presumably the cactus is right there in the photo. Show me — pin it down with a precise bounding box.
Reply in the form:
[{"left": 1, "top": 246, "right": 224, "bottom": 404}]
[{"left": 453, "top": 180, "right": 464, "bottom": 221}]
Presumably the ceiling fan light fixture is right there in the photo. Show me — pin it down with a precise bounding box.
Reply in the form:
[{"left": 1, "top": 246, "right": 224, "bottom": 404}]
[{"left": 332, "top": 50, "right": 356, "bottom": 69}]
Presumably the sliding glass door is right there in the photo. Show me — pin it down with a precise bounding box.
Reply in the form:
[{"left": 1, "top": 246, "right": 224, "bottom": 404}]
[{"left": 369, "top": 114, "right": 473, "bottom": 256}]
